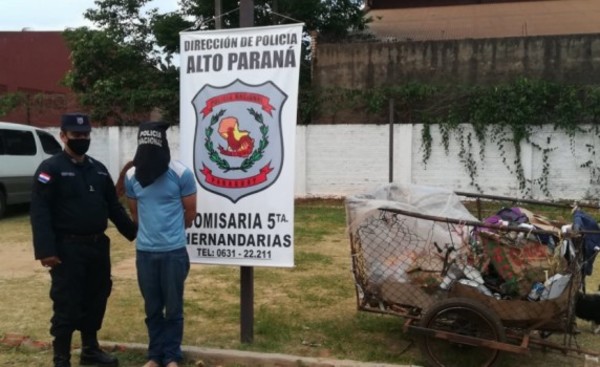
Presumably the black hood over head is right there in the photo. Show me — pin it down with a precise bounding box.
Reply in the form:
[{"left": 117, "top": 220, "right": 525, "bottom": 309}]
[{"left": 133, "top": 121, "right": 171, "bottom": 188}]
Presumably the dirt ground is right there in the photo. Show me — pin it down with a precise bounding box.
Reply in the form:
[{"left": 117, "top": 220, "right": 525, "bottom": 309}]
[{"left": 0, "top": 239, "right": 40, "bottom": 278}]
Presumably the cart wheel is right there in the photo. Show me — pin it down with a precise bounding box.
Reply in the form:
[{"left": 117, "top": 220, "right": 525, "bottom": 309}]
[{"left": 416, "top": 297, "right": 505, "bottom": 367}]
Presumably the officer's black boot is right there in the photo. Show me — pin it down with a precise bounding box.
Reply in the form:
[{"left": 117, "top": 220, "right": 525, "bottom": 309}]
[
  {"left": 52, "top": 334, "right": 72, "bottom": 367},
  {"left": 53, "top": 354, "right": 71, "bottom": 367},
  {"left": 80, "top": 332, "right": 119, "bottom": 366}
]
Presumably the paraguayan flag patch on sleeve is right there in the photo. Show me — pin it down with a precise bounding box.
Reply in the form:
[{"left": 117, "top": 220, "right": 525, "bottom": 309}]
[{"left": 38, "top": 172, "right": 51, "bottom": 184}]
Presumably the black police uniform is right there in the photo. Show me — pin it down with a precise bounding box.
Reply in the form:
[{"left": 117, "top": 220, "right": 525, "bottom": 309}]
[{"left": 31, "top": 151, "right": 136, "bottom": 366}]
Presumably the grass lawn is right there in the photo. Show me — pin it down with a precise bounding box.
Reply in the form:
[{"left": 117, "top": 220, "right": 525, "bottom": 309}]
[{"left": 0, "top": 197, "right": 598, "bottom": 367}]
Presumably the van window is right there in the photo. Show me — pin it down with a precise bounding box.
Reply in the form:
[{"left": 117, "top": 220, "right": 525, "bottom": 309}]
[
  {"left": 0, "top": 129, "right": 36, "bottom": 156},
  {"left": 37, "top": 130, "right": 62, "bottom": 154}
]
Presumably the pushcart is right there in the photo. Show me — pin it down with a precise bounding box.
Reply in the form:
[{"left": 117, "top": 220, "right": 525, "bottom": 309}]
[{"left": 346, "top": 184, "right": 600, "bottom": 367}]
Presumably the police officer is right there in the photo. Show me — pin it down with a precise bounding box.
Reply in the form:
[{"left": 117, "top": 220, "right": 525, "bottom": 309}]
[{"left": 30, "top": 113, "right": 137, "bottom": 367}]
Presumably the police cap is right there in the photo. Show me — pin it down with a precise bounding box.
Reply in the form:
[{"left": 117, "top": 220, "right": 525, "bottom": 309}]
[{"left": 61, "top": 113, "right": 91, "bottom": 132}]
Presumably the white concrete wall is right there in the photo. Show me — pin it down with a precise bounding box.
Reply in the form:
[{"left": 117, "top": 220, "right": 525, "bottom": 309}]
[{"left": 47, "top": 123, "right": 600, "bottom": 201}]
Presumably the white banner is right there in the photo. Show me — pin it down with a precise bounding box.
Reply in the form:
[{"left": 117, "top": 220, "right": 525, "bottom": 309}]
[{"left": 180, "top": 24, "right": 303, "bottom": 267}]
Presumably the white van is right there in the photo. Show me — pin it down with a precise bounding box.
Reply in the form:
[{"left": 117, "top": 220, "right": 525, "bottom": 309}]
[{"left": 0, "top": 121, "right": 62, "bottom": 218}]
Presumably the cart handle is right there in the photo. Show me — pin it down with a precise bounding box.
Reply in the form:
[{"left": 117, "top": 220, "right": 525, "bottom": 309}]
[
  {"left": 378, "top": 207, "right": 597, "bottom": 237},
  {"left": 455, "top": 191, "right": 599, "bottom": 210}
]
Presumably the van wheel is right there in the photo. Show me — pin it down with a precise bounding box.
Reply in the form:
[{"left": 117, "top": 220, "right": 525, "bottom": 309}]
[{"left": 0, "top": 190, "right": 6, "bottom": 219}]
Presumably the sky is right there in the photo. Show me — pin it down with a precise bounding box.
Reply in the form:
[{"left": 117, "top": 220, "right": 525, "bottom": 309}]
[{"left": 0, "top": 0, "right": 180, "bottom": 31}]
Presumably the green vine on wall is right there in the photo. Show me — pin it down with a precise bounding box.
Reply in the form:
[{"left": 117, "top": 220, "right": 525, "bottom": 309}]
[
  {"left": 580, "top": 125, "right": 600, "bottom": 186},
  {"left": 304, "top": 78, "right": 600, "bottom": 197}
]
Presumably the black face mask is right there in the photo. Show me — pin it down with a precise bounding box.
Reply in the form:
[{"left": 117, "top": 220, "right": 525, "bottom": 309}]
[{"left": 66, "top": 138, "right": 90, "bottom": 156}]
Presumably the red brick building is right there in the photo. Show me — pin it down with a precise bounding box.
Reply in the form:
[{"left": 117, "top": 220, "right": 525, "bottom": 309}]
[{"left": 0, "top": 31, "right": 82, "bottom": 128}]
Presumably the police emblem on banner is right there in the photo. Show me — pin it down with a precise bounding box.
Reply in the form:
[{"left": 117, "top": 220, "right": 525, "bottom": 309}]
[{"left": 192, "top": 79, "right": 287, "bottom": 203}]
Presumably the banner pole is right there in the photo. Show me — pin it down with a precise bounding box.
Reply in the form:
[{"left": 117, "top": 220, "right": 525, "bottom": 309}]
[{"left": 239, "top": 0, "right": 255, "bottom": 345}]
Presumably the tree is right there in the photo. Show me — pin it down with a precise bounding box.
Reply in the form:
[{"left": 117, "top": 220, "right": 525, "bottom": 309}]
[
  {"left": 62, "top": 0, "right": 184, "bottom": 124},
  {"left": 0, "top": 93, "right": 24, "bottom": 117},
  {"left": 176, "top": 0, "right": 369, "bottom": 42},
  {"left": 64, "top": 0, "right": 371, "bottom": 124}
]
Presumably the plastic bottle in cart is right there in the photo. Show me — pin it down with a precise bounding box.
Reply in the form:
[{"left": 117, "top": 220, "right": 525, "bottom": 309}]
[{"left": 527, "top": 282, "right": 545, "bottom": 301}]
